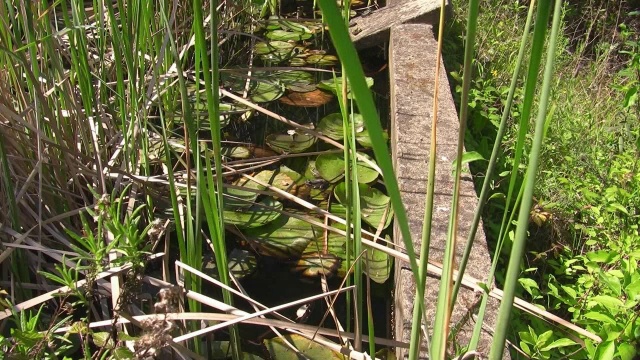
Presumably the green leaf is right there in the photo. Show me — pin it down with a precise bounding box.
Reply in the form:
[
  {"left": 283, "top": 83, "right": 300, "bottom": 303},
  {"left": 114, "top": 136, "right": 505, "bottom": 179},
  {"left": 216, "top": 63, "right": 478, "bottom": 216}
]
[
  {"left": 243, "top": 214, "right": 319, "bottom": 259},
  {"left": 452, "top": 151, "right": 485, "bottom": 172},
  {"left": 317, "top": 113, "right": 364, "bottom": 140},
  {"left": 540, "top": 338, "right": 576, "bottom": 351},
  {"left": 334, "top": 183, "right": 394, "bottom": 229},
  {"left": 266, "top": 29, "right": 312, "bottom": 41},
  {"left": 586, "top": 250, "right": 619, "bottom": 263},
  {"left": 223, "top": 198, "right": 283, "bottom": 228},
  {"left": 112, "top": 347, "right": 135, "bottom": 359},
  {"left": 315, "top": 153, "right": 378, "bottom": 184},
  {"left": 305, "top": 54, "right": 339, "bottom": 66},
  {"left": 617, "top": 342, "right": 637, "bottom": 360},
  {"left": 364, "top": 245, "right": 392, "bottom": 283},
  {"left": 590, "top": 295, "right": 624, "bottom": 313},
  {"left": 606, "top": 202, "right": 629, "bottom": 215},
  {"left": 266, "top": 132, "right": 317, "bottom": 154},
  {"left": 249, "top": 81, "right": 284, "bottom": 103},
  {"left": 595, "top": 341, "right": 616, "bottom": 360},
  {"left": 625, "top": 278, "right": 640, "bottom": 301},
  {"left": 92, "top": 332, "right": 115, "bottom": 349},
  {"left": 317, "top": 76, "right": 374, "bottom": 99},
  {"left": 584, "top": 311, "right": 616, "bottom": 325}
]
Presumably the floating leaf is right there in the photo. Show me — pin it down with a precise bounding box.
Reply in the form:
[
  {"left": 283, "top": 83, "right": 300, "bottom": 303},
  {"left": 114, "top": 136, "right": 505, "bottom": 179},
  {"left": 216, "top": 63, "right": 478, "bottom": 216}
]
[
  {"left": 224, "top": 197, "right": 283, "bottom": 228},
  {"left": 264, "top": 334, "right": 343, "bottom": 360},
  {"left": 317, "top": 113, "right": 364, "bottom": 140},
  {"left": 306, "top": 54, "right": 339, "bottom": 66},
  {"left": 266, "top": 29, "right": 312, "bottom": 41},
  {"left": 315, "top": 153, "right": 378, "bottom": 184},
  {"left": 292, "top": 252, "right": 341, "bottom": 278},
  {"left": 318, "top": 76, "right": 373, "bottom": 98},
  {"left": 253, "top": 70, "right": 315, "bottom": 92},
  {"left": 334, "top": 183, "right": 393, "bottom": 229},
  {"left": 301, "top": 160, "right": 332, "bottom": 200},
  {"left": 356, "top": 128, "right": 388, "bottom": 148},
  {"left": 249, "top": 81, "right": 284, "bottom": 103},
  {"left": 280, "top": 89, "right": 334, "bottom": 107},
  {"left": 364, "top": 244, "right": 393, "bottom": 283},
  {"left": 309, "top": 233, "right": 391, "bottom": 282},
  {"left": 221, "top": 146, "right": 252, "bottom": 159},
  {"left": 266, "top": 132, "right": 317, "bottom": 154},
  {"left": 254, "top": 41, "right": 296, "bottom": 62},
  {"left": 243, "top": 215, "right": 320, "bottom": 259},
  {"left": 267, "top": 17, "right": 313, "bottom": 34}
]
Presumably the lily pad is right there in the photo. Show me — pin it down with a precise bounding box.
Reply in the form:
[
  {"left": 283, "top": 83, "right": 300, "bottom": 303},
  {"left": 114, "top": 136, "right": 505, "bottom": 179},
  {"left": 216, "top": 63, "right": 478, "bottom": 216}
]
[
  {"left": 334, "top": 183, "right": 394, "bottom": 229},
  {"left": 291, "top": 252, "right": 341, "bottom": 278},
  {"left": 317, "top": 76, "right": 374, "bottom": 98},
  {"left": 355, "top": 128, "right": 389, "bottom": 148},
  {"left": 317, "top": 113, "right": 364, "bottom": 140},
  {"left": 279, "top": 89, "right": 334, "bottom": 107},
  {"left": 363, "top": 244, "right": 393, "bottom": 283},
  {"left": 266, "top": 29, "right": 312, "bottom": 41},
  {"left": 264, "top": 334, "right": 343, "bottom": 360},
  {"left": 275, "top": 70, "right": 316, "bottom": 92},
  {"left": 306, "top": 54, "right": 338, "bottom": 66},
  {"left": 267, "top": 17, "right": 313, "bottom": 34},
  {"left": 266, "top": 132, "right": 317, "bottom": 154},
  {"left": 254, "top": 41, "right": 296, "bottom": 62},
  {"left": 306, "top": 232, "right": 391, "bottom": 283},
  {"left": 315, "top": 153, "right": 379, "bottom": 184},
  {"left": 221, "top": 146, "right": 252, "bottom": 159},
  {"left": 223, "top": 197, "right": 283, "bottom": 228},
  {"left": 249, "top": 81, "right": 284, "bottom": 103},
  {"left": 243, "top": 215, "right": 320, "bottom": 259}
]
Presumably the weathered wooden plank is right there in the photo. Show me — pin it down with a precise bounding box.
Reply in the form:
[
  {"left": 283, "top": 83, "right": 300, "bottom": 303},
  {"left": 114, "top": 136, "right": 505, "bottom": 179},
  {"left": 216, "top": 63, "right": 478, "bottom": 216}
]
[{"left": 350, "top": 0, "right": 444, "bottom": 48}]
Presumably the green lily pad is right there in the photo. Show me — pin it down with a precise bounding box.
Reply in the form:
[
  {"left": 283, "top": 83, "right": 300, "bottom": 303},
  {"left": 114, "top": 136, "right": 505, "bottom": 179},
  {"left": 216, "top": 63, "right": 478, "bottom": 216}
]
[
  {"left": 249, "top": 81, "right": 284, "bottom": 103},
  {"left": 266, "top": 29, "right": 312, "bottom": 41},
  {"left": 305, "top": 232, "right": 391, "bottom": 283},
  {"left": 264, "top": 334, "right": 343, "bottom": 360},
  {"left": 317, "top": 113, "right": 364, "bottom": 140},
  {"left": 224, "top": 197, "right": 282, "bottom": 228},
  {"left": 275, "top": 70, "right": 316, "bottom": 92},
  {"left": 355, "top": 128, "right": 389, "bottom": 148},
  {"left": 243, "top": 215, "right": 320, "bottom": 259},
  {"left": 221, "top": 146, "right": 252, "bottom": 159},
  {"left": 266, "top": 132, "right": 317, "bottom": 154},
  {"left": 254, "top": 41, "right": 295, "bottom": 54},
  {"left": 315, "top": 153, "right": 379, "bottom": 184},
  {"left": 306, "top": 54, "right": 338, "bottom": 66},
  {"left": 267, "top": 17, "right": 313, "bottom": 34},
  {"left": 254, "top": 41, "right": 296, "bottom": 62},
  {"left": 289, "top": 57, "right": 307, "bottom": 66},
  {"left": 223, "top": 176, "right": 267, "bottom": 209},
  {"left": 364, "top": 244, "right": 393, "bottom": 283},
  {"left": 334, "top": 183, "right": 393, "bottom": 229},
  {"left": 317, "top": 76, "right": 374, "bottom": 98}
]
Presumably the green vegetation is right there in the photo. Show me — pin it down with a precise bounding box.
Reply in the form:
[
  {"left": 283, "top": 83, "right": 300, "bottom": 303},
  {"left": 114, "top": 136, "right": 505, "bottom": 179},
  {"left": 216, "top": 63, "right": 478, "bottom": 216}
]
[
  {"left": 447, "top": 0, "right": 640, "bottom": 358},
  {"left": 0, "top": 0, "right": 636, "bottom": 358}
]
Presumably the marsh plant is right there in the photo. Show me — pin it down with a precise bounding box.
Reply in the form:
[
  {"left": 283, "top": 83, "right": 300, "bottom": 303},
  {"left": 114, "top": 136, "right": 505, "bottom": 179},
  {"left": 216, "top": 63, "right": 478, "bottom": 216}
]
[{"left": 0, "top": 0, "right": 631, "bottom": 359}]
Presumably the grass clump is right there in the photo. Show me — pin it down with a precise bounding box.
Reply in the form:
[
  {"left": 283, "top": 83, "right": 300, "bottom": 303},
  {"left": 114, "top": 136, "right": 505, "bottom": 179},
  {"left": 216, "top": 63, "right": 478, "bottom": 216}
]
[{"left": 447, "top": 0, "right": 640, "bottom": 358}]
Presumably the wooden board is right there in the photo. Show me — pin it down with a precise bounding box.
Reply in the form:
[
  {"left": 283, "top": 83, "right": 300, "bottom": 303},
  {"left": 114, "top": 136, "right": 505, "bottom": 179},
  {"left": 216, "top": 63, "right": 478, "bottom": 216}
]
[{"left": 350, "top": 0, "right": 445, "bottom": 48}]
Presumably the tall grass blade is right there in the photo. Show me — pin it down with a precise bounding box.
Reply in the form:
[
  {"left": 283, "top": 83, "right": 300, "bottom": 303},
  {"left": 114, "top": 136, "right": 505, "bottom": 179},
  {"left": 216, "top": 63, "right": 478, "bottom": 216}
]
[
  {"left": 452, "top": 0, "right": 536, "bottom": 305},
  {"left": 489, "top": 0, "right": 562, "bottom": 357},
  {"left": 429, "top": 0, "right": 477, "bottom": 357}
]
